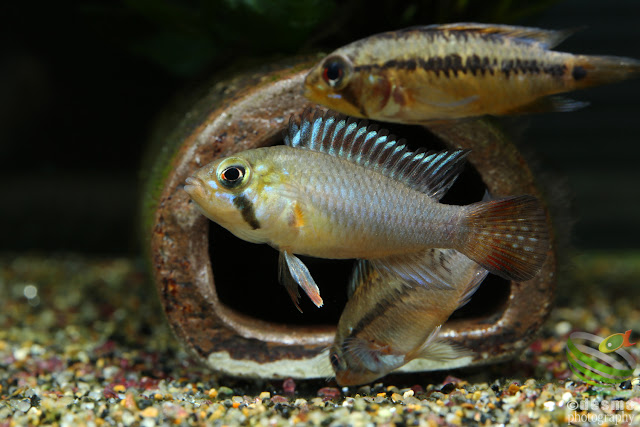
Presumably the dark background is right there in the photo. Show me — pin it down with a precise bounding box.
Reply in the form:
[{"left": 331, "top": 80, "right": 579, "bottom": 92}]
[{"left": 1, "top": 0, "right": 638, "bottom": 255}]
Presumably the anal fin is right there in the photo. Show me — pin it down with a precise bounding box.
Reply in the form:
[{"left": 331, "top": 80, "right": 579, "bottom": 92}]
[{"left": 278, "top": 251, "right": 323, "bottom": 311}]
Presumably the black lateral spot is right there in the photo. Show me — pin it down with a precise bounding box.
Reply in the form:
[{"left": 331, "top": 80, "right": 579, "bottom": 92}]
[
  {"left": 467, "top": 54, "right": 481, "bottom": 76},
  {"left": 383, "top": 59, "right": 399, "bottom": 69},
  {"left": 404, "top": 58, "right": 417, "bottom": 71},
  {"left": 515, "top": 59, "right": 524, "bottom": 74},
  {"left": 572, "top": 65, "right": 587, "bottom": 81},
  {"left": 232, "top": 195, "right": 261, "bottom": 230},
  {"left": 450, "top": 54, "right": 464, "bottom": 75},
  {"left": 502, "top": 59, "right": 514, "bottom": 78},
  {"left": 544, "top": 64, "right": 567, "bottom": 77},
  {"left": 434, "top": 57, "right": 443, "bottom": 76},
  {"left": 529, "top": 60, "right": 540, "bottom": 74},
  {"left": 483, "top": 57, "right": 492, "bottom": 75},
  {"left": 443, "top": 55, "right": 452, "bottom": 72}
]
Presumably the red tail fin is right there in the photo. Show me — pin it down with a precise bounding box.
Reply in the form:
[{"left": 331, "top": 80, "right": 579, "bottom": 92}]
[{"left": 459, "top": 195, "right": 549, "bottom": 281}]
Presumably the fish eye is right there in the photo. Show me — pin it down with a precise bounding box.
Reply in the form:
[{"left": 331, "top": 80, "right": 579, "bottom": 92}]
[
  {"left": 216, "top": 158, "right": 251, "bottom": 190},
  {"left": 322, "top": 56, "right": 351, "bottom": 89},
  {"left": 221, "top": 166, "right": 244, "bottom": 183}
]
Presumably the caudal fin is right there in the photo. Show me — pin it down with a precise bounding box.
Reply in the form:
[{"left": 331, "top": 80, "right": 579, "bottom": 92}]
[
  {"left": 572, "top": 55, "right": 640, "bottom": 89},
  {"left": 459, "top": 195, "right": 549, "bottom": 281}
]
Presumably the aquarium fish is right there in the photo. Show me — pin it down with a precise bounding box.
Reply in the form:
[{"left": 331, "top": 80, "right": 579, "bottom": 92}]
[
  {"left": 184, "top": 109, "right": 548, "bottom": 310},
  {"left": 304, "top": 23, "right": 640, "bottom": 123},
  {"left": 331, "top": 249, "right": 488, "bottom": 386}
]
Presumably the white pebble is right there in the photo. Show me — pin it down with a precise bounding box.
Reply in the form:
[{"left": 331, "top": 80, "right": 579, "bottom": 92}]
[
  {"left": 23, "top": 284, "right": 38, "bottom": 299},
  {"left": 15, "top": 398, "right": 31, "bottom": 412},
  {"left": 556, "top": 321, "right": 572, "bottom": 336},
  {"left": 14, "top": 347, "right": 29, "bottom": 361}
]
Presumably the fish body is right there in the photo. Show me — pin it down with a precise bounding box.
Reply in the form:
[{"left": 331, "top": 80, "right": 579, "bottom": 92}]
[
  {"left": 304, "top": 23, "right": 640, "bottom": 123},
  {"left": 189, "top": 145, "right": 462, "bottom": 258},
  {"left": 331, "top": 249, "right": 488, "bottom": 386},
  {"left": 185, "top": 109, "right": 548, "bottom": 309}
]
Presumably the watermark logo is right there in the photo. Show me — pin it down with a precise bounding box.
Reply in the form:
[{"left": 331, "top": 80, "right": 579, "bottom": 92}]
[
  {"left": 566, "top": 330, "right": 636, "bottom": 386},
  {"left": 567, "top": 399, "right": 636, "bottom": 425}
]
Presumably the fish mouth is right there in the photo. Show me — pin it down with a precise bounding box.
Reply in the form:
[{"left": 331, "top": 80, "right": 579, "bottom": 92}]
[
  {"left": 335, "top": 370, "right": 375, "bottom": 387},
  {"left": 184, "top": 176, "right": 206, "bottom": 199}
]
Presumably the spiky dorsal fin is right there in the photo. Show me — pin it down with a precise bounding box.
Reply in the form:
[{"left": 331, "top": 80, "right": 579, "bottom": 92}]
[
  {"left": 415, "top": 22, "right": 578, "bottom": 49},
  {"left": 284, "top": 108, "right": 470, "bottom": 200}
]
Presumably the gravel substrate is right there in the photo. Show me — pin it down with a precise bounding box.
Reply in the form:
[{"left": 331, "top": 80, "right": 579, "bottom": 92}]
[{"left": 1, "top": 253, "right": 640, "bottom": 426}]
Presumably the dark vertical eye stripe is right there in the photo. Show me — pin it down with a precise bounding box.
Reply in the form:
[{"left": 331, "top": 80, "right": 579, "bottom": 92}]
[{"left": 232, "top": 195, "right": 261, "bottom": 230}]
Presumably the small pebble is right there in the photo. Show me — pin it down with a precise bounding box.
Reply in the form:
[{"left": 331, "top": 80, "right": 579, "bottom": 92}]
[
  {"left": 2, "top": 255, "right": 639, "bottom": 426},
  {"left": 259, "top": 391, "right": 271, "bottom": 400},
  {"left": 140, "top": 406, "right": 159, "bottom": 418},
  {"left": 318, "top": 387, "right": 341, "bottom": 400},
  {"left": 507, "top": 383, "right": 521, "bottom": 395},
  {"left": 15, "top": 399, "right": 31, "bottom": 412},
  {"left": 440, "top": 383, "right": 456, "bottom": 394},
  {"left": 555, "top": 321, "right": 572, "bottom": 336},
  {"left": 217, "top": 386, "right": 234, "bottom": 397},
  {"left": 271, "top": 395, "right": 288, "bottom": 404},
  {"left": 357, "top": 385, "right": 371, "bottom": 395},
  {"left": 283, "top": 377, "right": 296, "bottom": 395}
]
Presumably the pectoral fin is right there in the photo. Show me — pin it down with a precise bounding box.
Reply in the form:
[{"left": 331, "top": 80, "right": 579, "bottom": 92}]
[
  {"left": 503, "top": 96, "right": 589, "bottom": 115},
  {"left": 406, "top": 325, "right": 471, "bottom": 362},
  {"left": 418, "top": 92, "right": 479, "bottom": 110},
  {"left": 278, "top": 251, "right": 323, "bottom": 311}
]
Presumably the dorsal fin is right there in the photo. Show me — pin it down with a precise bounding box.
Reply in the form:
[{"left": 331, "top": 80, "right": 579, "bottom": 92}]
[
  {"left": 284, "top": 108, "right": 470, "bottom": 200},
  {"left": 347, "top": 260, "right": 376, "bottom": 299},
  {"left": 416, "top": 22, "right": 578, "bottom": 49}
]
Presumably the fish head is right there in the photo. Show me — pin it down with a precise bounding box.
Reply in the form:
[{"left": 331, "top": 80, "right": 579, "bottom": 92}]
[
  {"left": 304, "top": 53, "right": 370, "bottom": 118},
  {"left": 184, "top": 152, "right": 272, "bottom": 243},
  {"left": 329, "top": 337, "right": 403, "bottom": 386},
  {"left": 329, "top": 344, "right": 381, "bottom": 386}
]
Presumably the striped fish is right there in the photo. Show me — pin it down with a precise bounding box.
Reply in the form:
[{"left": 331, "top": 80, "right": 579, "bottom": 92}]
[
  {"left": 331, "top": 249, "right": 488, "bottom": 386},
  {"left": 304, "top": 23, "right": 640, "bottom": 123}
]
